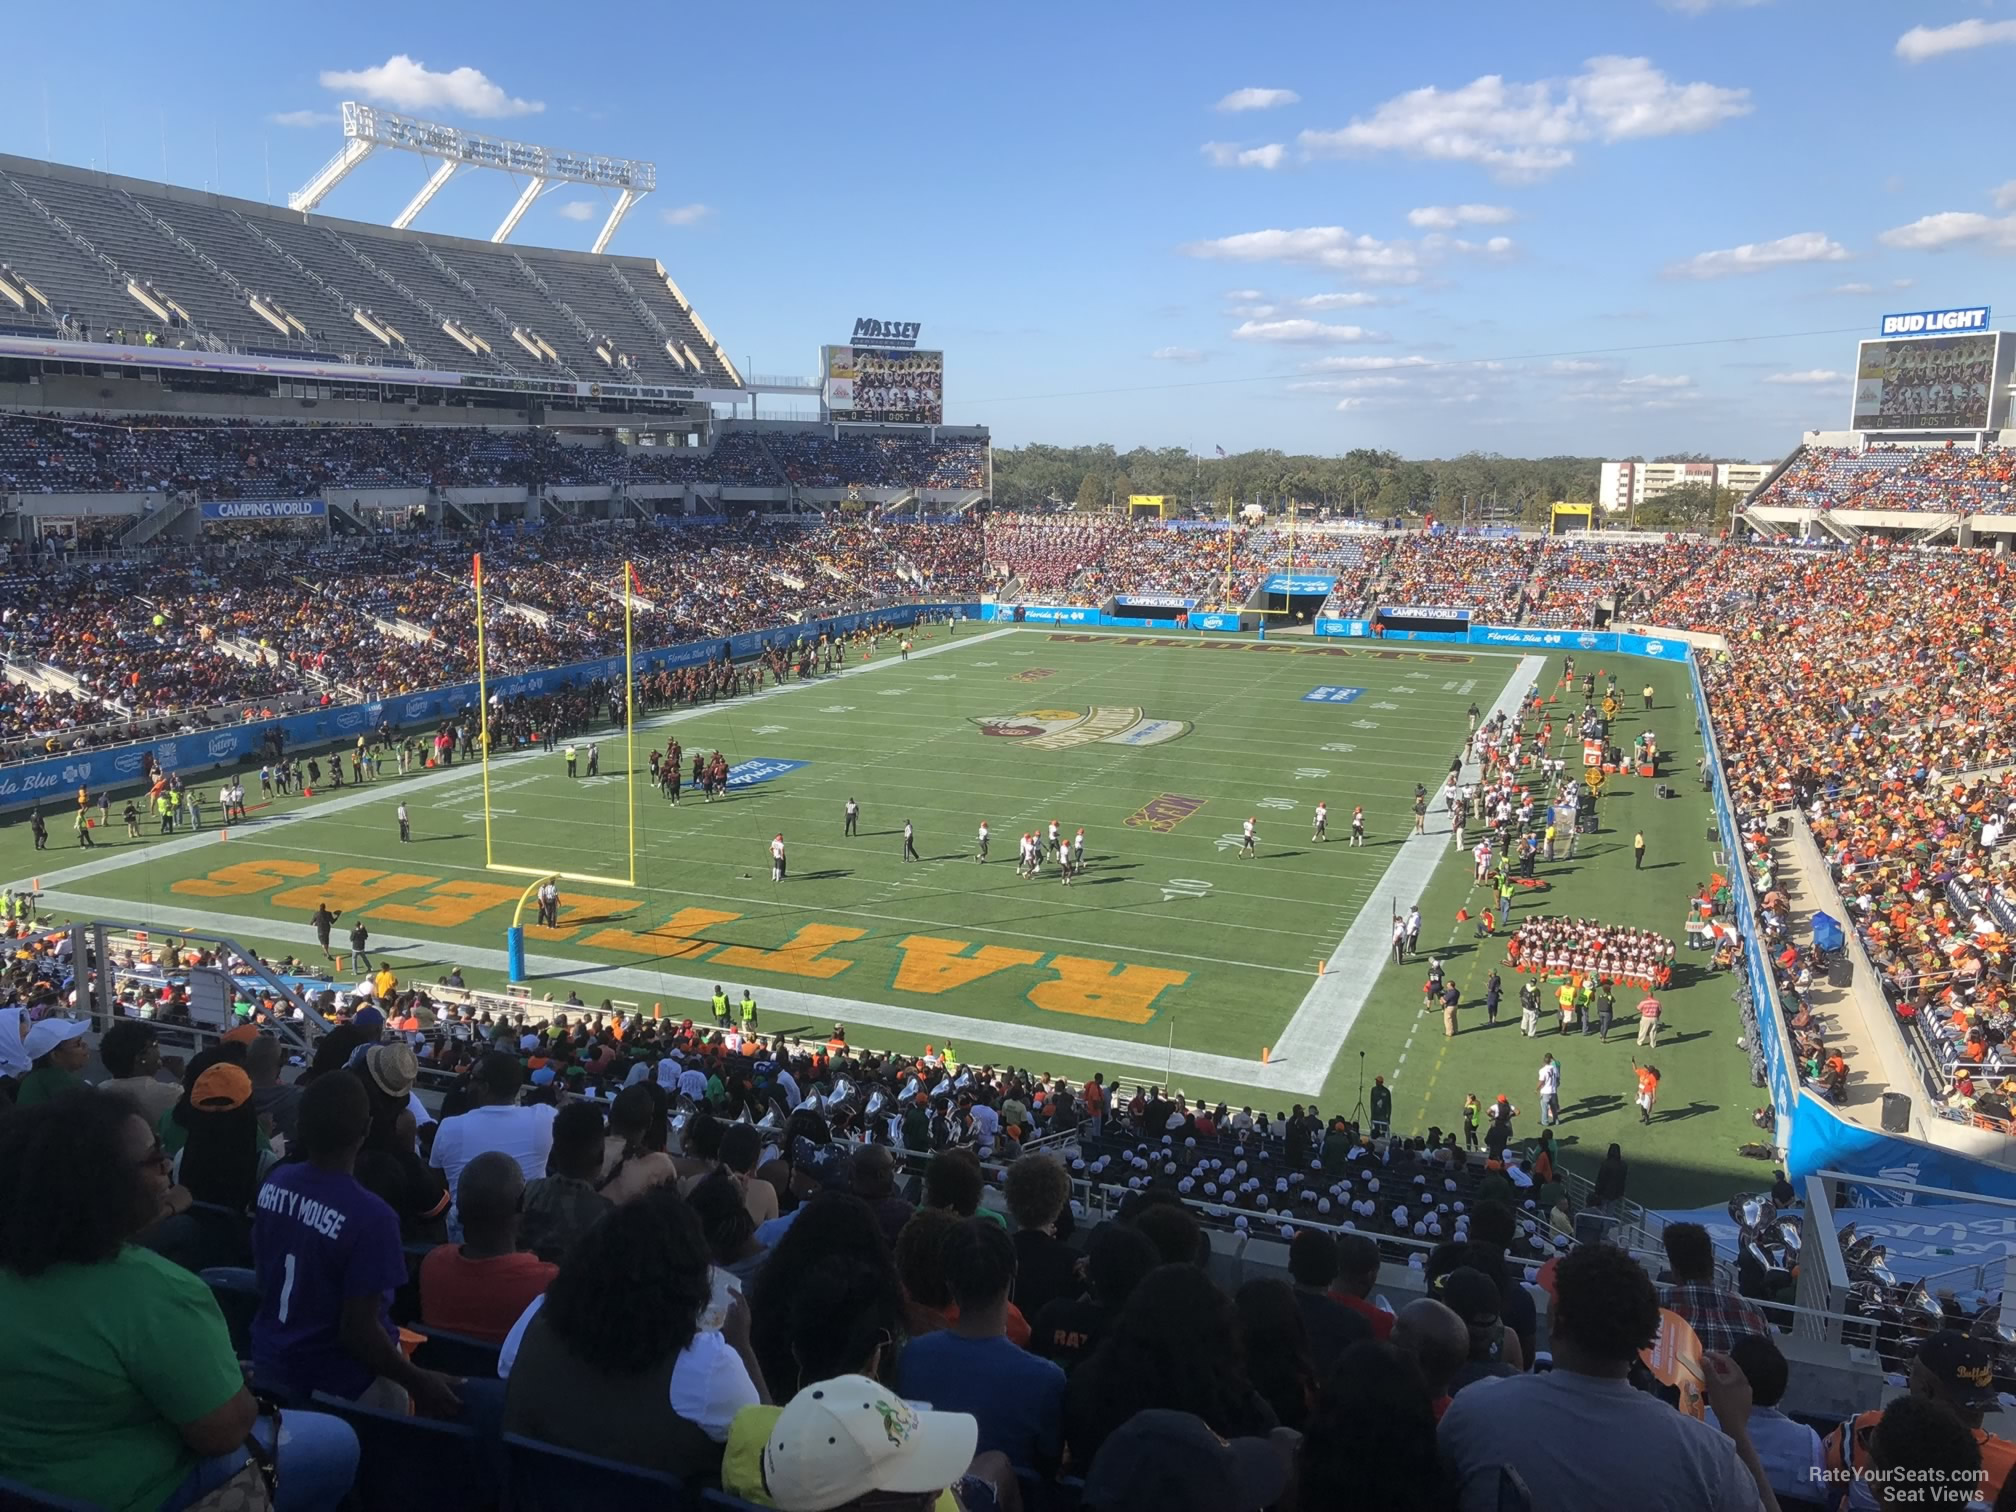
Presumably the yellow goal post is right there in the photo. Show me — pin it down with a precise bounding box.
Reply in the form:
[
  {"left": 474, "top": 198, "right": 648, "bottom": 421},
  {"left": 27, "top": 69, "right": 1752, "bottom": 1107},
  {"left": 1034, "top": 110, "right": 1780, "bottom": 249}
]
[{"left": 472, "top": 551, "right": 638, "bottom": 889}]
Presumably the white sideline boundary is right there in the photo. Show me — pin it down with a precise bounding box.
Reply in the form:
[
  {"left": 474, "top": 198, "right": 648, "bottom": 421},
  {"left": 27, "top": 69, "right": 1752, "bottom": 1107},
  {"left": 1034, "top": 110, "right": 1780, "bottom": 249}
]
[
  {"left": 19, "top": 630, "right": 1543, "bottom": 1098},
  {"left": 1253, "top": 654, "right": 1543, "bottom": 1091}
]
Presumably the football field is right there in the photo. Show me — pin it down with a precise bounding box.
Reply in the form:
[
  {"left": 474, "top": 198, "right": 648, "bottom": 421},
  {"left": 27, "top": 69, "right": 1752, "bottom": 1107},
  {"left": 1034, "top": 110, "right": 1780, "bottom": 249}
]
[{"left": 4, "top": 624, "right": 1760, "bottom": 1203}]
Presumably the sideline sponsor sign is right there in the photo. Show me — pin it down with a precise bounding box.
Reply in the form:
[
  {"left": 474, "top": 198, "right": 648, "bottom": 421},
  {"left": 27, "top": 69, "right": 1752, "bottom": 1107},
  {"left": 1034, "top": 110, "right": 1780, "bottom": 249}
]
[{"left": 199, "top": 499, "right": 328, "bottom": 521}]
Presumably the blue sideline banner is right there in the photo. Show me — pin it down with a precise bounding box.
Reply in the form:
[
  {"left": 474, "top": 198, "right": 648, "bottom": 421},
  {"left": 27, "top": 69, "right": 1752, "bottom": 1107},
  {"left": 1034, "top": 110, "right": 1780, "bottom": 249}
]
[
  {"left": 1688, "top": 651, "right": 1801, "bottom": 1153},
  {"left": 1787, "top": 1092, "right": 2016, "bottom": 1202},
  {"left": 1313, "top": 618, "right": 1369, "bottom": 638},
  {"left": 0, "top": 602, "right": 976, "bottom": 813},
  {"left": 1187, "top": 612, "right": 1245, "bottom": 632},
  {"left": 198, "top": 499, "right": 329, "bottom": 521}
]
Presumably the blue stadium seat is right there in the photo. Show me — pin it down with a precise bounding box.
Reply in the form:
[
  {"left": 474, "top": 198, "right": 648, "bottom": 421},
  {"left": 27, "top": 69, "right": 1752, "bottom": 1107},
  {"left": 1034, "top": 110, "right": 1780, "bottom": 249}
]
[
  {"left": 309, "top": 1391, "right": 489, "bottom": 1512},
  {"left": 198, "top": 1265, "right": 261, "bottom": 1357},
  {"left": 410, "top": 1325, "right": 503, "bottom": 1379},
  {"left": 0, "top": 1476, "right": 102, "bottom": 1511},
  {"left": 503, "top": 1433, "right": 684, "bottom": 1511}
]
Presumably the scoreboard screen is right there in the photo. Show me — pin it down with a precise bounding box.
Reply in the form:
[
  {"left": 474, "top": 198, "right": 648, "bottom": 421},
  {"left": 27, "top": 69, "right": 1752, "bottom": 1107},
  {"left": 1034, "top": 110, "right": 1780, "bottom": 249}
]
[
  {"left": 822, "top": 345, "right": 944, "bottom": 425},
  {"left": 1851, "top": 333, "right": 2003, "bottom": 432}
]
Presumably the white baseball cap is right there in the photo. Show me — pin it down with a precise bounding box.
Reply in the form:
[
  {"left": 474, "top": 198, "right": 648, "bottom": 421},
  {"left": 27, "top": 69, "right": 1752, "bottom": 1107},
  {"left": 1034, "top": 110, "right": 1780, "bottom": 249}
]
[
  {"left": 763, "top": 1375, "right": 976, "bottom": 1512},
  {"left": 23, "top": 1017, "right": 88, "bottom": 1061}
]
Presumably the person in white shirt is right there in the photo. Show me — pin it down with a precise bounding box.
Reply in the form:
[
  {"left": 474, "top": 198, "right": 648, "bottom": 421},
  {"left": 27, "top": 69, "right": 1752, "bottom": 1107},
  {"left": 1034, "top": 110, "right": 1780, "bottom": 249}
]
[
  {"left": 1047, "top": 819, "right": 1061, "bottom": 858},
  {"left": 429, "top": 1051, "right": 559, "bottom": 1205},
  {"left": 1241, "top": 817, "right": 1257, "bottom": 858},
  {"left": 678, "top": 1062, "right": 710, "bottom": 1102},
  {"left": 1312, "top": 802, "right": 1329, "bottom": 842},
  {"left": 1536, "top": 1053, "right": 1561, "bottom": 1127},
  {"left": 1072, "top": 827, "right": 1085, "bottom": 869},
  {"left": 976, "top": 821, "right": 990, "bottom": 863},
  {"left": 770, "top": 834, "right": 786, "bottom": 883}
]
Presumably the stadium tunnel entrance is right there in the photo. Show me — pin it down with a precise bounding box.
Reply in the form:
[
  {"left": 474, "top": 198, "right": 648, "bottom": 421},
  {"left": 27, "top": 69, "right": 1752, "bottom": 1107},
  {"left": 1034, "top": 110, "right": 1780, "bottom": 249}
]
[
  {"left": 1373, "top": 606, "right": 1474, "bottom": 637},
  {"left": 1258, "top": 584, "right": 1332, "bottom": 628}
]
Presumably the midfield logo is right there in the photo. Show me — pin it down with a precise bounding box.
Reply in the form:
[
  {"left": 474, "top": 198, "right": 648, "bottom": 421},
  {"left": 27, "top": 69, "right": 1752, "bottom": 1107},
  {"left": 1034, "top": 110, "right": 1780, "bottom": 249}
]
[{"left": 972, "top": 708, "right": 1192, "bottom": 751}]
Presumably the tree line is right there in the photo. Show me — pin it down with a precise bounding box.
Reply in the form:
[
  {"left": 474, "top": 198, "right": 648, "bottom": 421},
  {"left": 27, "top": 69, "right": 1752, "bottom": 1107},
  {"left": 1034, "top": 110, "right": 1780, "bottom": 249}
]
[{"left": 987, "top": 445, "right": 1741, "bottom": 530}]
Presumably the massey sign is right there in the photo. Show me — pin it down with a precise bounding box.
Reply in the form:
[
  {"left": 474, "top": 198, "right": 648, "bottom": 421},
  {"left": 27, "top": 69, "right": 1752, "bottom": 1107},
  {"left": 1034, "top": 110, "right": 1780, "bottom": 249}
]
[{"left": 850, "top": 318, "right": 922, "bottom": 350}]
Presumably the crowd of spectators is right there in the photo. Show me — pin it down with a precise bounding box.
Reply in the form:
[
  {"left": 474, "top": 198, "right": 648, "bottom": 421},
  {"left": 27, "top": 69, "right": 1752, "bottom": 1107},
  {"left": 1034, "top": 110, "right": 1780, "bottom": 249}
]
[
  {"left": 0, "top": 519, "right": 986, "bottom": 754},
  {"left": 1756, "top": 444, "right": 2016, "bottom": 516},
  {"left": 4, "top": 983, "right": 2006, "bottom": 1511},
  {"left": 1377, "top": 537, "right": 1546, "bottom": 619},
  {"left": 0, "top": 413, "right": 985, "bottom": 498}
]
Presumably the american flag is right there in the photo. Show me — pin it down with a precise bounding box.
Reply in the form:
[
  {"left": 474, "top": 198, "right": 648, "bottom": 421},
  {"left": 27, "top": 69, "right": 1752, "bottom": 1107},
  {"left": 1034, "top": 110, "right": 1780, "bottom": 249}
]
[{"left": 1214, "top": 445, "right": 1227, "bottom": 457}]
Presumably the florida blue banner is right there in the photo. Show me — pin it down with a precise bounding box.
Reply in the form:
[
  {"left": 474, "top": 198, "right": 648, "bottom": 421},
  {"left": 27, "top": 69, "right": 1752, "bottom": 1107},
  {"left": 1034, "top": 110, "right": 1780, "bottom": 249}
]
[{"left": 1264, "top": 574, "right": 1337, "bottom": 596}]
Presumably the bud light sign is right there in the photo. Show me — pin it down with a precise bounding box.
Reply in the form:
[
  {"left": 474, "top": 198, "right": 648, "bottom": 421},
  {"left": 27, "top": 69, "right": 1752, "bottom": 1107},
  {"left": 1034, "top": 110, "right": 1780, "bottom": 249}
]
[{"left": 1880, "top": 306, "right": 1990, "bottom": 336}]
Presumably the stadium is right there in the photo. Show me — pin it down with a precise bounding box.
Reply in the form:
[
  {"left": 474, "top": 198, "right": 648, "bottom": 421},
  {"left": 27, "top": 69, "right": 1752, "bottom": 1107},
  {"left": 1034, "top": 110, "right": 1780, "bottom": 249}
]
[{"left": 6, "top": 33, "right": 2016, "bottom": 1512}]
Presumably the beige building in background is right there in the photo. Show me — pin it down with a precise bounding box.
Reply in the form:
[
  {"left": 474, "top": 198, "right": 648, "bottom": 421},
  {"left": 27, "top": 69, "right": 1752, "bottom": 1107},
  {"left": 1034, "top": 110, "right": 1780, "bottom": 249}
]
[{"left": 1598, "top": 460, "right": 1773, "bottom": 514}]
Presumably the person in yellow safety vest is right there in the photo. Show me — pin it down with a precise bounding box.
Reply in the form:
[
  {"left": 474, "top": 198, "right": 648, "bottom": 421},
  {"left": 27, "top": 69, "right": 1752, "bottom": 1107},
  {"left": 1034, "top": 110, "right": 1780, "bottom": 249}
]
[
  {"left": 711, "top": 986, "right": 729, "bottom": 1026},
  {"left": 942, "top": 1043, "right": 959, "bottom": 1074},
  {"left": 739, "top": 991, "right": 757, "bottom": 1029}
]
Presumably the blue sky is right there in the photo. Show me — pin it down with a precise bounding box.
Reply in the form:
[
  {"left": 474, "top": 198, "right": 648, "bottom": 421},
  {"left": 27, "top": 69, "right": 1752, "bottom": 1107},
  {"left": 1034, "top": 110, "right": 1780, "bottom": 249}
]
[{"left": 7, "top": 1, "right": 2016, "bottom": 458}]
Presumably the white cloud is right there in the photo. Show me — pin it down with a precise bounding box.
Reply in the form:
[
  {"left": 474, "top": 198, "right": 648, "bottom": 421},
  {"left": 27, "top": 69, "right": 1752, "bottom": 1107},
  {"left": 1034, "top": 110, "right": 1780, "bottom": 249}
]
[
  {"left": 1304, "top": 354, "right": 1433, "bottom": 372},
  {"left": 1896, "top": 19, "right": 2016, "bottom": 63},
  {"left": 1181, "top": 225, "right": 1509, "bottom": 284},
  {"left": 1545, "top": 358, "right": 1611, "bottom": 375},
  {"left": 1231, "top": 319, "right": 1386, "bottom": 345},
  {"left": 319, "top": 55, "right": 543, "bottom": 117},
  {"left": 659, "top": 203, "right": 714, "bottom": 226},
  {"left": 1225, "top": 301, "right": 1278, "bottom": 318},
  {"left": 1298, "top": 55, "right": 1748, "bottom": 182},
  {"left": 1763, "top": 370, "right": 1846, "bottom": 385},
  {"left": 1620, "top": 373, "right": 1693, "bottom": 389},
  {"left": 1878, "top": 211, "right": 2016, "bottom": 251},
  {"left": 1407, "top": 204, "right": 1515, "bottom": 230},
  {"left": 557, "top": 200, "right": 596, "bottom": 222},
  {"left": 1297, "top": 292, "right": 1382, "bottom": 309},
  {"left": 1202, "top": 141, "right": 1286, "bottom": 169},
  {"left": 268, "top": 109, "right": 337, "bottom": 128},
  {"left": 1666, "top": 231, "right": 1848, "bottom": 278},
  {"left": 1216, "top": 87, "right": 1300, "bottom": 113},
  {"left": 1287, "top": 375, "right": 1413, "bottom": 393},
  {"left": 1830, "top": 282, "right": 1876, "bottom": 295},
  {"left": 1223, "top": 289, "right": 1265, "bottom": 301},
  {"left": 1894, "top": 277, "right": 1915, "bottom": 289},
  {"left": 1151, "top": 346, "right": 1206, "bottom": 363}
]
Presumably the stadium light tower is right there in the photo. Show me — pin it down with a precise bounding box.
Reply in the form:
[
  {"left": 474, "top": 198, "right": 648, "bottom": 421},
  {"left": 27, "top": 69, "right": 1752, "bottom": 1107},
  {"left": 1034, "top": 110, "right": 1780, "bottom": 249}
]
[{"left": 289, "top": 102, "right": 657, "bottom": 253}]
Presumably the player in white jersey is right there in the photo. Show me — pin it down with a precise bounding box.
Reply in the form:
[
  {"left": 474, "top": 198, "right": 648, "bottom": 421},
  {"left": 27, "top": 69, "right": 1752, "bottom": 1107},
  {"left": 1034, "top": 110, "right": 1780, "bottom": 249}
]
[
  {"left": 770, "top": 834, "right": 787, "bottom": 883},
  {"left": 1047, "top": 819, "right": 1061, "bottom": 859},
  {"left": 1072, "top": 827, "right": 1086, "bottom": 869},
  {"left": 1350, "top": 805, "right": 1366, "bottom": 847},
  {"left": 976, "top": 821, "right": 990, "bottom": 863},
  {"left": 1312, "top": 802, "right": 1328, "bottom": 842},
  {"left": 1241, "top": 817, "right": 1257, "bottom": 858}
]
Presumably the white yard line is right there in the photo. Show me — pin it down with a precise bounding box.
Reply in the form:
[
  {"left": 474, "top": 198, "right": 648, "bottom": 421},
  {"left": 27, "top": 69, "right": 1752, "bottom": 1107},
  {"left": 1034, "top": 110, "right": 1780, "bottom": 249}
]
[{"left": 1255, "top": 654, "right": 1543, "bottom": 1091}]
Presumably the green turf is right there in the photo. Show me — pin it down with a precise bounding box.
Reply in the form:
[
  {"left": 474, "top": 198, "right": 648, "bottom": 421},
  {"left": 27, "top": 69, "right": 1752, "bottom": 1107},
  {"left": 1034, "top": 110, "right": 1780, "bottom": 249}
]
[{"left": 1, "top": 623, "right": 1760, "bottom": 1204}]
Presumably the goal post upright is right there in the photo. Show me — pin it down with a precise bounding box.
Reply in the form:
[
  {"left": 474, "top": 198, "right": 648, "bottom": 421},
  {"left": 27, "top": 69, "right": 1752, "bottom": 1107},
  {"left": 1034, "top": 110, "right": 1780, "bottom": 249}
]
[
  {"left": 474, "top": 551, "right": 495, "bottom": 869},
  {"left": 625, "top": 558, "right": 638, "bottom": 889}
]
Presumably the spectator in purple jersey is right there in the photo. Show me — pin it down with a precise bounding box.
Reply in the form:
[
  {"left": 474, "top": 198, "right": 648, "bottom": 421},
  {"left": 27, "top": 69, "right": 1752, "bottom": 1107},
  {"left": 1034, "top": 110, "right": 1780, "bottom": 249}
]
[{"left": 251, "top": 1073, "right": 463, "bottom": 1416}]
